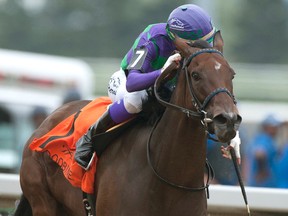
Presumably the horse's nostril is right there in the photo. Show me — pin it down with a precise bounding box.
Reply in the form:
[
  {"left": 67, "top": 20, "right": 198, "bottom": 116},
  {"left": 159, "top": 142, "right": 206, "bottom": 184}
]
[
  {"left": 213, "top": 115, "right": 227, "bottom": 125},
  {"left": 214, "top": 113, "right": 241, "bottom": 126},
  {"left": 236, "top": 114, "right": 242, "bottom": 124},
  {"left": 234, "top": 114, "right": 242, "bottom": 130}
]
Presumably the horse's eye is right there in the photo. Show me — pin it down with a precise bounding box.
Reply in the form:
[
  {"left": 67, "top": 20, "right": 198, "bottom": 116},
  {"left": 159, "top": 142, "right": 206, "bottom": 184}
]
[{"left": 191, "top": 72, "right": 200, "bottom": 81}]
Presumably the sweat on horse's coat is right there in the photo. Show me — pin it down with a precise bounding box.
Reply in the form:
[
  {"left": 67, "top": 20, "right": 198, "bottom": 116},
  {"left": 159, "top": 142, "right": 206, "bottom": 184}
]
[{"left": 29, "top": 97, "right": 111, "bottom": 193}]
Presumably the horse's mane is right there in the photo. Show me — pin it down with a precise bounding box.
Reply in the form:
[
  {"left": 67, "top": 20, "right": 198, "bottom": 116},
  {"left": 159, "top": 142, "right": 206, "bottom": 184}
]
[
  {"left": 187, "top": 40, "right": 211, "bottom": 49},
  {"left": 140, "top": 93, "right": 166, "bottom": 126}
]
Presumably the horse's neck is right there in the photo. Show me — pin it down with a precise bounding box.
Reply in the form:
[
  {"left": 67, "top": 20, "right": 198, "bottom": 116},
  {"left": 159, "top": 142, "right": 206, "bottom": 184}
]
[
  {"left": 155, "top": 110, "right": 207, "bottom": 156},
  {"left": 150, "top": 109, "right": 207, "bottom": 186}
]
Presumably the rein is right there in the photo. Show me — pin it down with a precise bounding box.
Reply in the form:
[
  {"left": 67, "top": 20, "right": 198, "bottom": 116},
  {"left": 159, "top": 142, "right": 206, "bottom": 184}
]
[
  {"left": 154, "top": 63, "right": 203, "bottom": 119},
  {"left": 151, "top": 49, "right": 250, "bottom": 215},
  {"left": 182, "top": 49, "right": 237, "bottom": 116},
  {"left": 154, "top": 49, "right": 236, "bottom": 129},
  {"left": 148, "top": 49, "right": 229, "bottom": 194},
  {"left": 147, "top": 116, "right": 215, "bottom": 195}
]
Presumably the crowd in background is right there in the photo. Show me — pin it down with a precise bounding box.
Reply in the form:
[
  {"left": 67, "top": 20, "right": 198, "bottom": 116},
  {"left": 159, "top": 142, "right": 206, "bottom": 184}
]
[
  {"left": 26, "top": 93, "right": 288, "bottom": 189},
  {"left": 207, "top": 113, "right": 288, "bottom": 189},
  {"left": 12, "top": 85, "right": 288, "bottom": 189},
  {"left": 244, "top": 114, "right": 288, "bottom": 188}
]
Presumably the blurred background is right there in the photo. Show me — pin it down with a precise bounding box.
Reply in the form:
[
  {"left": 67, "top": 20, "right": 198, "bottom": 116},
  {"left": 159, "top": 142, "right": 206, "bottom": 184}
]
[{"left": 0, "top": 0, "right": 288, "bottom": 202}]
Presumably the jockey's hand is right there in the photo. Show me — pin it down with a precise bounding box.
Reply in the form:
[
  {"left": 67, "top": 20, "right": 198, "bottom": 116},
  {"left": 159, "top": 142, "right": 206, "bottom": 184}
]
[
  {"left": 161, "top": 53, "right": 181, "bottom": 73},
  {"left": 221, "top": 131, "right": 241, "bottom": 165}
]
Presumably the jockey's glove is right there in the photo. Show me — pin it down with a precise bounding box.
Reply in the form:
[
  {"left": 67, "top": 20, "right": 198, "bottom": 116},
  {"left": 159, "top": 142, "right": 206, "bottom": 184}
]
[{"left": 161, "top": 53, "right": 181, "bottom": 73}]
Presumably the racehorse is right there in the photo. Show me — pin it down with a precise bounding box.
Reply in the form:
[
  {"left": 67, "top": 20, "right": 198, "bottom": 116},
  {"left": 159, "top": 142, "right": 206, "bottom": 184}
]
[{"left": 14, "top": 31, "right": 241, "bottom": 216}]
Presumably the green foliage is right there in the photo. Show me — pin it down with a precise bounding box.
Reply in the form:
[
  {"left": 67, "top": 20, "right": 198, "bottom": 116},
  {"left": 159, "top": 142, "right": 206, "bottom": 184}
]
[
  {"left": 0, "top": 0, "right": 287, "bottom": 64},
  {"left": 231, "top": 0, "right": 288, "bottom": 63},
  {"left": 0, "top": 0, "right": 186, "bottom": 57}
]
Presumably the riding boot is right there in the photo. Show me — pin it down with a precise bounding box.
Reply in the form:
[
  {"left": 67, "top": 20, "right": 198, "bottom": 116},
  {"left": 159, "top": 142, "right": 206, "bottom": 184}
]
[{"left": 75, "top": 110, "right": 116, "bottom": 170}]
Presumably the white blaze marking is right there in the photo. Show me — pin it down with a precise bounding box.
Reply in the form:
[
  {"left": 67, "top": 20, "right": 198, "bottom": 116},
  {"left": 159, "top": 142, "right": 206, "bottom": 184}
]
[{"left": 215, "top": 61, "right": 222, "bottom": 70}]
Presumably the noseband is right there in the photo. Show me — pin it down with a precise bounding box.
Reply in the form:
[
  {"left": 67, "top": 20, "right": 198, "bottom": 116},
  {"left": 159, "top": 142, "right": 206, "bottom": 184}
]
[
  {"left": 154, "top": 48, "right": 236, "bottom": 127},
  {"left": 149, "top": 48, "right": 237, "bottom": 193},
  {"left": 150, "top": 49, "right": 249, "bottom": 211}
]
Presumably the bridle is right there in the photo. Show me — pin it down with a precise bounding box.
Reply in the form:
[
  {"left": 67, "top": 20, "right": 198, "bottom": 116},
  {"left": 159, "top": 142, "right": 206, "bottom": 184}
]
[
  {"left": 155, "top": 48, "right": 236, "bottom": 129},
  {"left": 148, "top": 49, "right": 235, "bottom": 193},
  {"left": 154, "top": 48, "right": 236, "bottom": 127},
  {"left": 184, "top": 49, "right": 236, "bottom": 124},
  {"left": 149, "top": 49, "right": 250, "bottom": 215}
]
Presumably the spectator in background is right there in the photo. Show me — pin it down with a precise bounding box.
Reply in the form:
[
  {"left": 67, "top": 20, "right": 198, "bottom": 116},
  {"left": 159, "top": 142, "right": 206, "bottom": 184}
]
[
  {"left": 207, "top": 135, "right": 245, "bottom": 186},
  {"left": 276, "top": 121, "right": 288, "bottom": 188},
  {"left": 246, "top": 114, "right": 281, "bottom": 188},
  {"left": 17, "top": 106, "right": 48, "bottom": 171},
  {"left": 62, "top": 88, "right": 82, "bottom": 105},
  {"left": 31, "top": 106, "right": 48, "bottom": 129},
  {"left": 276, "top": 144, "right": 288, "bottom": 188},
  {"left": 19, "top": 106, "right": 48, "bottom": 144}
]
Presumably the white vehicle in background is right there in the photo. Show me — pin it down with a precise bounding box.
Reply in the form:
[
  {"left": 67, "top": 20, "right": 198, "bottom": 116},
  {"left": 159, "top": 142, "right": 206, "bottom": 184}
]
[{"left": 0, "top": 49, "right": 95, "bottom": 173}]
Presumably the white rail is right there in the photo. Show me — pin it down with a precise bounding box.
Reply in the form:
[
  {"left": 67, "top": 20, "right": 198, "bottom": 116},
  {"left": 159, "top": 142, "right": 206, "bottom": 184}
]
[
  {"left": 1, "top": 174, "right": 288, "bottom": 213},
  {"left": 208, "top": 185, "right": 288, "bottom": 213},
  {"left": 0, "top": 173, "right": 21, "bottom": 197}
]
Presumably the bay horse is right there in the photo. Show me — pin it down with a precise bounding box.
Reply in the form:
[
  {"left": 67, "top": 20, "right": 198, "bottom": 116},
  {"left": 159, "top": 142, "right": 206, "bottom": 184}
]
[{"left": 14, "top": 31, "right": 241, "bottom": 216}]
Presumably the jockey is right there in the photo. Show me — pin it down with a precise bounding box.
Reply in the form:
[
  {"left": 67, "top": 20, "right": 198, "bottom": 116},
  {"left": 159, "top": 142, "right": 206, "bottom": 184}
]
[{"left": 75, "top": 4, "right": 240, "bottom": 170}]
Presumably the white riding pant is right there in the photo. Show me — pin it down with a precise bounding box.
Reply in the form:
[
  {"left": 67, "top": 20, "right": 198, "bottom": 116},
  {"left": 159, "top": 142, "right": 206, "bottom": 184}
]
[{"left": 108, "top": 69, "right": 148, "bottom": 114}]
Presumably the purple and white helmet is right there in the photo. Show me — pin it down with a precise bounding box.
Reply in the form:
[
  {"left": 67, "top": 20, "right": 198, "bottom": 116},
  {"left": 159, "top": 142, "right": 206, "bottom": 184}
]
[{"left": 166, "top": 4, "right": 215, "bottom": 44}]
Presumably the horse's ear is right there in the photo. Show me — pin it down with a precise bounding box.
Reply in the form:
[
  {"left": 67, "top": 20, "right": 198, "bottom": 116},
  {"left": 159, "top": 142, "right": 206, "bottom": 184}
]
[
  {"left": 173, "top": 34, "right": 191, "bottom": 56},
  {"left": 213, "top": 31, "right": 224, "bottom": 53}
]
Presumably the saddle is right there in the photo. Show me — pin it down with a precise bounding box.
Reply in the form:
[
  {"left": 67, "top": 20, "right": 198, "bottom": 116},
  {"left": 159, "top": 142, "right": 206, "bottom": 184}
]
[
  {"left": 92, "top": 93, "right": 166, "bottom": 156},
  {"left": 29, "top": 96, "right": 163, "bottom": 194}
]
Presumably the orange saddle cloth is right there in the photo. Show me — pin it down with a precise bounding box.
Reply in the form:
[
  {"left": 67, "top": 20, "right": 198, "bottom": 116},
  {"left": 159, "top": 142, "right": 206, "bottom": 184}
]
[{"left": 29, "top": 96, "right": 112, "bottom": 194}]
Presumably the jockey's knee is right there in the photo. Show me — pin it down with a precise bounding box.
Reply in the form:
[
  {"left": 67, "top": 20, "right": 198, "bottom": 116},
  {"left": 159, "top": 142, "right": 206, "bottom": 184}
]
[
  {"left": 124, "top": 91, "right": 148, "bottom": 114},
  {"left": 124, "top": 101, "right": 141, "bottom": 114}
]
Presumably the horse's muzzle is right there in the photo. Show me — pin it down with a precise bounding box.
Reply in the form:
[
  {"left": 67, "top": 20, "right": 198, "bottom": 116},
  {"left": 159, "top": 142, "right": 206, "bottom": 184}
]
[{"left": 211, "top": 112, "right": 242, "bottom": 143}]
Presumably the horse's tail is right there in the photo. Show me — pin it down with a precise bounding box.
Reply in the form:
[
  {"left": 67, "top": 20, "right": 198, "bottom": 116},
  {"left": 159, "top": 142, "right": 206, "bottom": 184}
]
[{"left": 13, "top": 194, "right": 32, "bottom": 216}]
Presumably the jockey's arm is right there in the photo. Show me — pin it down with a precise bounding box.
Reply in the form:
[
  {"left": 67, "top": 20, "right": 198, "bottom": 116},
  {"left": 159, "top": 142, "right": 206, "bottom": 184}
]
[
  {"left": 126, "top": 69, "right": 161, "bottom": 92},
  {"left": 126, "top": 41, "right": 161, "bottom": 92},
  {"left": 126, "top": 44, "right": 181, "bottom": 92}
]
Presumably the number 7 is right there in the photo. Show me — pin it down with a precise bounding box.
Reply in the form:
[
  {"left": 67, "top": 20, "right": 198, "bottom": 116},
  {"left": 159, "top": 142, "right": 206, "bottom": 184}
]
[{"left": 130, "top": 50, "right": 145, "bottom": 68}]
